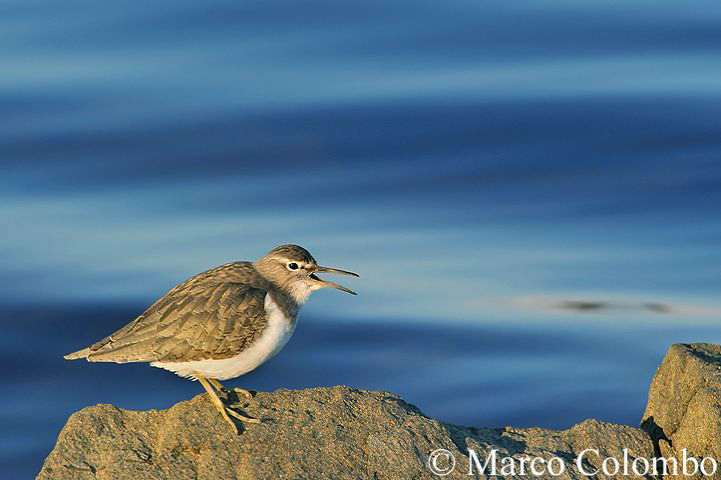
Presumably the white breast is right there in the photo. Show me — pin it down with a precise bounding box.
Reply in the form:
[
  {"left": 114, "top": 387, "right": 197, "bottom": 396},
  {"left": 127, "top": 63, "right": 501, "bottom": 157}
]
[{"left": 151, "top": 293, "right": 296, "bottom": 381}]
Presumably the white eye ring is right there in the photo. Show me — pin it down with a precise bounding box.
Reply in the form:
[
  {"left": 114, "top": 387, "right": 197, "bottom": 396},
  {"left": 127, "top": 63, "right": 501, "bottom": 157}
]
[{"left": 287, "top": 262, "right": 299, "bottom": 270}]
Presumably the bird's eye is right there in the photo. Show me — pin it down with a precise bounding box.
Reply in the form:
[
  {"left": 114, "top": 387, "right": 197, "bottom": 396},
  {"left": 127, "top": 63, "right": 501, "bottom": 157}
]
[{"left": 287, "top": 262, "right": 299, "bottom": 270}]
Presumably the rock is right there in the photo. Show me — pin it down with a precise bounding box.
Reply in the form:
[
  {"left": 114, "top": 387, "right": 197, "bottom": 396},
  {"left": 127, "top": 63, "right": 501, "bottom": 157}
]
[
  {"left": 38, "top": 386, "right": 655, "bottom": 480},
  {"left": 641, "top": 343, "right": 721, "bottom": 480},
  {"left": 42, "top": 343, "right": 721, "bottom": 480}
]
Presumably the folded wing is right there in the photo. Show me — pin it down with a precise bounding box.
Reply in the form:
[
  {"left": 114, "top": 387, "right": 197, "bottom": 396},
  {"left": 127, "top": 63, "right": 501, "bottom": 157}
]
[{"left": 65, "top": 282, "right": 268, "bottom": 364}]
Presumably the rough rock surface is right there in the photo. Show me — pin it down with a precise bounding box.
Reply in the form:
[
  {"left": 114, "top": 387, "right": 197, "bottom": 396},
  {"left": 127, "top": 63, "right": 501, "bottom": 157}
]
[
  {"left": 38, "top": 387, "right": 654, "bottom": 479},
  {"left": 641, "top": 343, "right": 721, "bottom": 480},
  {"left": 39, "top": 343, "right": 721, "bottom": 480}
]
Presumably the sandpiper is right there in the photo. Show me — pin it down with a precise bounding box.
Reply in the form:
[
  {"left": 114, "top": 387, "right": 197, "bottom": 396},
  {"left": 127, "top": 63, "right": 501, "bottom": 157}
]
[{"left": 64, "top": 244, "right": 358, "bottom": 434}]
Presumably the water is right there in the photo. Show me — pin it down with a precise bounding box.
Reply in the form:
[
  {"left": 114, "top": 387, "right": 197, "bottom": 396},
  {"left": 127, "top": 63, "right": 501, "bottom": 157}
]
[{"left": 3, "top": 1, "right": 721, "bottom": 478}]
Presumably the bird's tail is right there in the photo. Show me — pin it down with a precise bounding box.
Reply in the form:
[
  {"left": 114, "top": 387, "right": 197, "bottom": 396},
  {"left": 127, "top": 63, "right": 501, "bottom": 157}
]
[{"left": 64, "top": 348, "right": 91, "bottom": 360}]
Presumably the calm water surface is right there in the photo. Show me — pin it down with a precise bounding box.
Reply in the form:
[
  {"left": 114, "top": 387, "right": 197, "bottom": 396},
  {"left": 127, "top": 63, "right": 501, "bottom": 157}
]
[{"left": 2, "top": 1, "right": 721, "bottom": 478}]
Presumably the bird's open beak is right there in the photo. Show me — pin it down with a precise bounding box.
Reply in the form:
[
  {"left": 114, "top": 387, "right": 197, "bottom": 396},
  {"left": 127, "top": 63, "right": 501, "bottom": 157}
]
[{"left": 310, "top": 266, "right": 359, "bottom": 295}]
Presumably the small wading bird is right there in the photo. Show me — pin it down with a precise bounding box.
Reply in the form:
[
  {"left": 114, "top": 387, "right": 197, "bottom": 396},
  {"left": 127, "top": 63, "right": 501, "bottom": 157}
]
[{"left": 65, "top": 245, "right": 358, "bottom": 434}]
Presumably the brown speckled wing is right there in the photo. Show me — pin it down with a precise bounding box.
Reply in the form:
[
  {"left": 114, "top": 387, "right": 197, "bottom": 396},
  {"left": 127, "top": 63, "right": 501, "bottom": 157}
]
[{"left": 85, "top": 274, "right": 269, "bottom": 364}]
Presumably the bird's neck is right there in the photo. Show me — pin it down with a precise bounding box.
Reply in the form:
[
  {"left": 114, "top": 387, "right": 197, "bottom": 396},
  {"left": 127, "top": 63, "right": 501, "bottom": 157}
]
[
  {"left": 269, "top": 289, "right": 302, "bottom": 321},
  {"left": 285, "top": 281, "right": 322, "bottom": 305}
]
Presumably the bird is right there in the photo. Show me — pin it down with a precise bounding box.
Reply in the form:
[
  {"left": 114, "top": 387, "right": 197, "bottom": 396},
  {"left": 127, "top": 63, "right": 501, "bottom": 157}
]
[{"left": 64, "top": 244, "right": 358, "bottom": 434}]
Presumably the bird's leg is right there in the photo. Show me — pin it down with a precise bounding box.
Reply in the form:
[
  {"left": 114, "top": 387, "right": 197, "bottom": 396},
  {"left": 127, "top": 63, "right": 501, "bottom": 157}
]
[
  {"left": 208, "top": 378, "right": 225, "bottom": 391},
  {"left": 196, "top": 374, "right": 238, "bottom": 434},
  {"left": 197, "top": 374, "right": 261, "bottom": 427},
  {"left": 207, "top": 378, "right": 252, "bottom": 399}
]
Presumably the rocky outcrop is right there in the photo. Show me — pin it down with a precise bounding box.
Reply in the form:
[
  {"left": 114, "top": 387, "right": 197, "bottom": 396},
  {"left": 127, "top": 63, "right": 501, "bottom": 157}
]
[
  {"left": 38, "top": 343, "right": 721, "bottom": 480},
  {"left": 641, "top": 343, "right": 721, "bottom": 480}
]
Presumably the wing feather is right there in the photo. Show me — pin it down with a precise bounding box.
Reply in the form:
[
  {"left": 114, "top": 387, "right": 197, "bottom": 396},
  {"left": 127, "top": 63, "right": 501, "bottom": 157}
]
[{"left": 83, "top": 283, "right": 268, "bottom": 363}]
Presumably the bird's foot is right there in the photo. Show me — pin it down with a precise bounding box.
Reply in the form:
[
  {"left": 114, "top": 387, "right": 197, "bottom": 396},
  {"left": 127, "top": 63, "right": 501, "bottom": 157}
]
[
  {"left": 233, "top": 387, "right": 253, "bottom": 398},
  {"left": 225, "top": 407, "right": 261, "bottom": 424},
  {"left": 218, "top": 408, "right": 239, "bottom": 434},
  {"left": 197, "top": 375, "right": 260, "bottom": 434}
]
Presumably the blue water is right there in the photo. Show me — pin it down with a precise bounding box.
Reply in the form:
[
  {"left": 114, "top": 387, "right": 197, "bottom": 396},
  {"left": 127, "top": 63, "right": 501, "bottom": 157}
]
[{"left": 3, "top": 1, "right": 721, "bottom": 478}]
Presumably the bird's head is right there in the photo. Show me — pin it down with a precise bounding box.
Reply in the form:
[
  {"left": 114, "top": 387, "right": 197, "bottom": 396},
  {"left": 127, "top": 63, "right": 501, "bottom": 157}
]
[{"left": 254, "top": 244, "right": 358, "bottom": 304}]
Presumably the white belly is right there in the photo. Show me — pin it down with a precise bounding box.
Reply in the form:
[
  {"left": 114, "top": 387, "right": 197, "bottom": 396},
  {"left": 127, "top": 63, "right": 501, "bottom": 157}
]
[{"left": 151, "top": 293, "right": 296, "bottom": 380}]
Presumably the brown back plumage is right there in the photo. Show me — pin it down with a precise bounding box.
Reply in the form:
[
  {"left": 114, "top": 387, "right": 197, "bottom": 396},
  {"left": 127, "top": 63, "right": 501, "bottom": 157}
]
[{"left": 64, "top": 261, "right": 297, "bottom": 363}]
